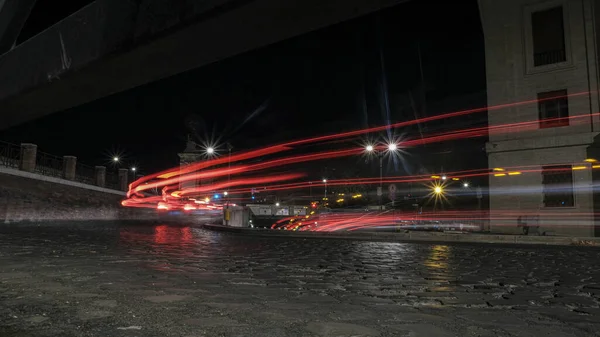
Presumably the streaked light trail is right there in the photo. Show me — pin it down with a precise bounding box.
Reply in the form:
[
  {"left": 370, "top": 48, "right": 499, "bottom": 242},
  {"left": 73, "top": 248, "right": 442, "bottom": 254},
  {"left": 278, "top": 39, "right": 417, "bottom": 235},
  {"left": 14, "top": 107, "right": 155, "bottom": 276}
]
[{"left": 121, "top": 91, "right": 599, "bottom": 226}]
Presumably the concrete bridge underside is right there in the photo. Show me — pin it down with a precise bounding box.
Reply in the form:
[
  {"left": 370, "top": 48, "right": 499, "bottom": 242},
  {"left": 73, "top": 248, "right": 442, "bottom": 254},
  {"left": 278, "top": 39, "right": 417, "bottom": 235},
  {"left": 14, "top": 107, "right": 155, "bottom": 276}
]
[{"left": 0, "top": 0, "right": 406, "bottom": 129}]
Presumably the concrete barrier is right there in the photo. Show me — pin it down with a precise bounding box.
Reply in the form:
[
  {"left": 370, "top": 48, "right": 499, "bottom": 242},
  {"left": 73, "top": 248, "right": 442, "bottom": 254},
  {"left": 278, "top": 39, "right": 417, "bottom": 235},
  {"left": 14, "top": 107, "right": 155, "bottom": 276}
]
[
  {"left": 0, "top": 166, "right": 156, "bottom": 223},
  {"left": 202, "top": 224, "right": 600, "bottom": 247}
]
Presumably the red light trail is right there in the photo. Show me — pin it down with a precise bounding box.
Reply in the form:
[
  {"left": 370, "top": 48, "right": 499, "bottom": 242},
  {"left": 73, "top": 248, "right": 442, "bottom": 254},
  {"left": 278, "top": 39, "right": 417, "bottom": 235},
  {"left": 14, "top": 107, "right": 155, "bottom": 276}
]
[
  {"left": 269, "top": 209, "right": 600, "bottom": 232},
  {"left": 128, "top": 90, "right": 592, "bottom": 192},
  {"left": 128, "top": 115, "right": 592, "bottom": 200},
  {"left": 121, "top": 92, "right": 598, "bottom": 220}
]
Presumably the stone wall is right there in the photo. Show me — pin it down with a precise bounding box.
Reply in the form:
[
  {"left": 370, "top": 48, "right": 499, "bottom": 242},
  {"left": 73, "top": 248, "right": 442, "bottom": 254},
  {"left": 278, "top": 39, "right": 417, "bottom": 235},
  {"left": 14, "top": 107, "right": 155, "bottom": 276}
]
[
  {"left": 0, "top": 167, "right": 157, "bottom": 223},
  {"left": 479, "top": 0, "right": 600, "bottom": 139},
  {"left": 479, "top": 0, "right": 600, "bottom": 236}
]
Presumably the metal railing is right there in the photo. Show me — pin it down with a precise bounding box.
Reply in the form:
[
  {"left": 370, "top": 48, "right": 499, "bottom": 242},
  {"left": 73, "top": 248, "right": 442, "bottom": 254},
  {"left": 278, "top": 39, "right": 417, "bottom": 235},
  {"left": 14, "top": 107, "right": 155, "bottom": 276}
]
[
  {"left": 534, "top": 49, "right": 566, "bottom": 67},
  {"left": 0, "top": 140, "right": 20, "bottom": 169},
  {"left": 75, "top": 162, "right": 96, "bottom": 185},
  {"left": 0, "top": 142, "right": 122, "bottom": 191},
  {"left": 106, "top": 172, "right": 121, "bottom": 190},
  {"left": 35, "top": 151, "right": 63, "bottom": 178}
]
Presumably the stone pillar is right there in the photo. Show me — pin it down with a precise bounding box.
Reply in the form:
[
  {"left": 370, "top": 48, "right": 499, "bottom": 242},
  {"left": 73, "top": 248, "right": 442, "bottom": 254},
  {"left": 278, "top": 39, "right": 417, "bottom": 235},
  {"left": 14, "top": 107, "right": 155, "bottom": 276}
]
[
  {"left": 118, "top": 168, "right": 128, "bottom": 191},
  {"left": 18, "top": 143, "right": 37, "bottom": 172},
  {"left": 95, "top": 166, "right": 106, "bottom": 188},
  {"left": 62, "top": 156, "right": 76, "bottom": 180}
]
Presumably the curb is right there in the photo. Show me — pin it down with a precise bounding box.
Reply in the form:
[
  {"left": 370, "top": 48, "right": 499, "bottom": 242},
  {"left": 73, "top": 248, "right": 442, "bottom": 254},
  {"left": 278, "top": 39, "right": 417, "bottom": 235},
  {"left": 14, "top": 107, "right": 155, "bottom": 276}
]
[{"left": 202, "top": 224, "right": 600, "bottom": 247}]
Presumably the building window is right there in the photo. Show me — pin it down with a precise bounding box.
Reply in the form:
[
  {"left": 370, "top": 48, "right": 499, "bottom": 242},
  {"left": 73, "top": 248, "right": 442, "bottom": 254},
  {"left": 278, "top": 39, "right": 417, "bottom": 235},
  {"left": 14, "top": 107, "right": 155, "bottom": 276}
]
[
  {"left": 542, "top": 165, "right": 574, "bottom": 207},
  {"left": 531, "top": 6, "right": 566, "bottom": 66},
  {"left": 538, "top": 89, "right": 569, "bottom": 128}
]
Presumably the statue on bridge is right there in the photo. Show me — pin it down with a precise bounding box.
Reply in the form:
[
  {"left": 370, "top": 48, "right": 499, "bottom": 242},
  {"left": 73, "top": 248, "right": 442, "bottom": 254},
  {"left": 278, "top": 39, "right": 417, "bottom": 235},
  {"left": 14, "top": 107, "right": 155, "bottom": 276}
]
[{"left": 183, "top": 134, "right": 202, "bottom": 154}]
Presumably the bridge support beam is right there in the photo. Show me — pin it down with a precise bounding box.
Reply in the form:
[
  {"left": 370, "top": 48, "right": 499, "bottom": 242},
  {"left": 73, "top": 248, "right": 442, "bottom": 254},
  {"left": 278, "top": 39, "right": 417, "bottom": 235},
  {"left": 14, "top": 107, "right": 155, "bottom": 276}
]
[
  {"left": 18, "top": 143, "right": 36, "bottom": 173},
  {"left": 62, "top": 156, "right": 76, "bottom": 180},
  {"left": 0, "top": 0, "right": 407, "bottom": 129},
  {"left": 0, "top": 0, "right": 38, "bottom": 54}
]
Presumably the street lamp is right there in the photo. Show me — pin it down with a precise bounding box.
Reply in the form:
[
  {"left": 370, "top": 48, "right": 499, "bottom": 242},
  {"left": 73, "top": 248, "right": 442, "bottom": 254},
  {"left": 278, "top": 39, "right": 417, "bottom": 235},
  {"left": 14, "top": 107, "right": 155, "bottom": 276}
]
[
  {"left": 227, "top": 144, "right": 233, "bottom": 205},
  {"left": 275, "top": 202, "right": 280, "bottom": 207},
  {"left": 206, "top": 147, "right": 214, "bottom": 154},
  {"left": 441, "top": 175, "right": 447, "bottom": 180},
  {"left": 432, "top": 184, "right": 445, "bottom": 214},
  {"left": 365, "top": 143, "right": 399, "bottom": 211},
  {"left": 113, "top": 157, "right": 119, "bottom": 162},
  {"left": 224, "top": 191, "right": 228, "bottom": 196},
  {"left": 463, "top": 182, "right": 469, "bottom": 188},
  {"left": 322, "top": 179, "right": 327, "bottom": 200}
]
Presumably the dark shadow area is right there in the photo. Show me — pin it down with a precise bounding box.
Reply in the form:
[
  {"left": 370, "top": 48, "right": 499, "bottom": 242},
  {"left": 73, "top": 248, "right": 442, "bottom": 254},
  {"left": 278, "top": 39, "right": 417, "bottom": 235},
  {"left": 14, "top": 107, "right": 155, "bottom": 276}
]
[
  {"left": 16, "top": 0, "right": 95, "bottom": 45},
  {"left": 2, "top": 0, "right": 485, "bottom": 180}
]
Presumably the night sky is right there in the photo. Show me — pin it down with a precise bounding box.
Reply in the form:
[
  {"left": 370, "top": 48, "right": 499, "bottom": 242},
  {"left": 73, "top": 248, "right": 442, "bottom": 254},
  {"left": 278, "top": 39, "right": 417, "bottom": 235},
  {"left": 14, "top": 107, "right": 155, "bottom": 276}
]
[{"left": 1, "top": 0, "right": 486, "bottom": 182}]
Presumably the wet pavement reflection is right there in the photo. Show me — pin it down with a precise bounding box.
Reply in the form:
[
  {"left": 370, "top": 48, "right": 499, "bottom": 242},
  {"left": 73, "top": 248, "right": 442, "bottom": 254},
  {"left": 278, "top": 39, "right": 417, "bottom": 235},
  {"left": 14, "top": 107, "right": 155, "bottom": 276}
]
[{"left": 1, "top": 222, "right": 599, "bottom": 336}]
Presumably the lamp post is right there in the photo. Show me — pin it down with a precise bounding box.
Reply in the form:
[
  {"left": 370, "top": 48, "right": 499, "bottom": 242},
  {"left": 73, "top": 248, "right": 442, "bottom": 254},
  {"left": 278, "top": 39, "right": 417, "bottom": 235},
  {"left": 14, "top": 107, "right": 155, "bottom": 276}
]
[
  {"left": 379, "top": 152, "right": 383, "bottom": 211},
  {"left": 433, "top": 185, "right": 444, "bottom": 214},
  {"left": 227, "top": 144, "right": 233, "bottom": 203},
  {"left": 366, "top": 143, "right": 398, "bottom": 211},
  {"left": 131, "top": 167, "right": 136, "bottom": 180},
  {"left": 225, "top": 143, "right": 232, "bottom": 226},
  {"left": 322, "top": 179, "right": 327, "bottom": 201},
  {"left": 203, "top": 147, "right": 215, "bottom": 199},
  {"left": 224, "top": 189, "right": 230, "bottom": 226}
]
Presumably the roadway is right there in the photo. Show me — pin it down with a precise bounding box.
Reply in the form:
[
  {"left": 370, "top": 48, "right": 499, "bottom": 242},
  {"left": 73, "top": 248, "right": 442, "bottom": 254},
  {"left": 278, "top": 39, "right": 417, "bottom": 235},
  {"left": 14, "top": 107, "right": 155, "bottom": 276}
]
[{"left": 0, "top": 222, "right": 598, "bottom": 336}]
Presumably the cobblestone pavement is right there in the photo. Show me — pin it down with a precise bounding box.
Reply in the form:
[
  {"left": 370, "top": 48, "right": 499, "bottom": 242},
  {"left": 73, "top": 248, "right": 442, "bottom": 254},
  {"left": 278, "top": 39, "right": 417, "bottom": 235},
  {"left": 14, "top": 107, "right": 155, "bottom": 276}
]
[{"left": 1, "top": 223, "right": 600, "bottom": 336}]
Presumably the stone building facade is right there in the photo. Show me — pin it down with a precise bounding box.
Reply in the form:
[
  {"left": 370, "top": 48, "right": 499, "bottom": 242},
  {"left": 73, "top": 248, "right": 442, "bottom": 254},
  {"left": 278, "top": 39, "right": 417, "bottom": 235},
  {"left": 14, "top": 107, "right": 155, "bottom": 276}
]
[{"left": 479, "top": 0, "right": 600, "bottom": 236}]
